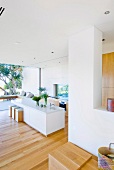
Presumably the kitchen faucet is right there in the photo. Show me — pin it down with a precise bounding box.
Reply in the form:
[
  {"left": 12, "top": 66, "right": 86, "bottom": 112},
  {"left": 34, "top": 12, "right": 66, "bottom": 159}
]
[{"left": 50, "top": 103, "right": 55, "bottom": 108}]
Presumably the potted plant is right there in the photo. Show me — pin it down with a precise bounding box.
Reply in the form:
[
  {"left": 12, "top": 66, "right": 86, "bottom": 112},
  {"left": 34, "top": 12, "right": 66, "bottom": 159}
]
[{"left": 32, "top": 96, "right": 41, "bottom": 106}]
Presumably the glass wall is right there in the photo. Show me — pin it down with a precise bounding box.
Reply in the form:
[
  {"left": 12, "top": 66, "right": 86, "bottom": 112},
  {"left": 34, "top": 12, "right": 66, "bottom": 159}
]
[{"left": 57, "top": 84, "right": 68, "bottom": 99}]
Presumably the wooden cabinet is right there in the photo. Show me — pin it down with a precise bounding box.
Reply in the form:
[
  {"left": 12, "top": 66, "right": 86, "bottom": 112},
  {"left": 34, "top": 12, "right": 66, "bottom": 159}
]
[{"left": 102, "top": 52, "right": 114, "bottom": 107}]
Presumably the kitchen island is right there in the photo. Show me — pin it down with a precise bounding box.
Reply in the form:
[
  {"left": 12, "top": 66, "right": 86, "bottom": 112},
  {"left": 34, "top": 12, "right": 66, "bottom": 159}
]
[{"left": 11, "top": 98, "right": 65, "bottom": 136}]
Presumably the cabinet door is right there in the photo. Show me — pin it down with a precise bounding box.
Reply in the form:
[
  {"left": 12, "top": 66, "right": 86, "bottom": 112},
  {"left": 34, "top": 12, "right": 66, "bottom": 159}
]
[
  {"left": 29, "top": 109, "right": 46, "bottom": 135},
  {"left": 23, "top": 107, "right": 30, "bottom": 124},
  {"left": 46, "top": 110, "right": 65, "bottom": 135}
]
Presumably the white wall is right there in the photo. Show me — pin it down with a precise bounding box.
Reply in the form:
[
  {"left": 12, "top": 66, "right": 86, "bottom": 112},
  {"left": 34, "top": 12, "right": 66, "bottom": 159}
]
[
  {"left": 22, "top": 67, "right": 39, "bottom": 95},
  {"left": 103, "top": 42, "right": 114, "bottom": 54},
  {"left": 69, "top": 26, "right": 114, "bottom": 156},
  {"left": 41, "top": 64, "right": 68, "bottom": 96}
]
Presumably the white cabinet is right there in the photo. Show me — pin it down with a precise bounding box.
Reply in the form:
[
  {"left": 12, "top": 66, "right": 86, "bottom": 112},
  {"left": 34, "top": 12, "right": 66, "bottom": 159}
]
[
  {"left": 46, "top": 111, "right": 65, "bottom": 135},
  {"left": 29, "top": 109, "right": 46, "bottom": 135},
  {"left": 28, "top": 108, "right": 65, "bottom": 136},
  {"left": 23, "top": 106, "right": 30, "bottom": 124}
]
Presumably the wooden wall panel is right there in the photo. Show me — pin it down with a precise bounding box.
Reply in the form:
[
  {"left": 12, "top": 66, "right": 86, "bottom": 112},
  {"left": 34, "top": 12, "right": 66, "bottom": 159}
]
[
  {"left": 102, "top": 88, "right": 114, "bottom": 107},
  {"left": 102, "top": 52, "right": 114, "bottom": 107}
]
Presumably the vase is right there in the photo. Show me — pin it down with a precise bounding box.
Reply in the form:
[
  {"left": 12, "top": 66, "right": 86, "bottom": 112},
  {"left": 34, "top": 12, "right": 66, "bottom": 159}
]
[
  {"left": 44, "top": 98, "right": 47, "bottom": 106},
  {"left": 36, "top": 101, "right": 39, "bottom": 106}
]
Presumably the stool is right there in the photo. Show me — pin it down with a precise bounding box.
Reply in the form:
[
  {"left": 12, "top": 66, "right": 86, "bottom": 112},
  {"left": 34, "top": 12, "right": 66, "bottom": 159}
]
[
  {"left": 15, "top": 108, "right": 23, "bottom": 122},
  {"left": 12, "top": 106, "right": 20, "bottom": 119},
  {"left": 8, "top": 105, "right": 16, "bottom": 117}
]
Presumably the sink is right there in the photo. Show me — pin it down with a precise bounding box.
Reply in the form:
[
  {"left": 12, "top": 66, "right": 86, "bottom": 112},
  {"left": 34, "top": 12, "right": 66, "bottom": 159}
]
[{"left": 50, "top": 106, "right": 57, "bottom": 110}]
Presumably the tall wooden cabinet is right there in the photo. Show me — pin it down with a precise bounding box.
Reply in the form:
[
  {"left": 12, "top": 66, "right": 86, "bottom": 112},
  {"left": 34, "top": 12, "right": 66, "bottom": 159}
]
[{"left": 102, "top": 52, "right": 114, "bottom": 107}]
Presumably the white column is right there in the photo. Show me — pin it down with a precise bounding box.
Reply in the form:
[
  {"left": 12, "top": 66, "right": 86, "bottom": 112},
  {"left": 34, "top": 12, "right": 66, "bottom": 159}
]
[{"left": 69, "top": 26, "right": 103, "bottom": 155}]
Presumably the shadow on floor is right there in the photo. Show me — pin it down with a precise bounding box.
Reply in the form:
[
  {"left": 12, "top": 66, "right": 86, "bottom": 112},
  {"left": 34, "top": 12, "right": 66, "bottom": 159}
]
[{"left": 0, "top": 101, "right": 14, "bottom": 111}]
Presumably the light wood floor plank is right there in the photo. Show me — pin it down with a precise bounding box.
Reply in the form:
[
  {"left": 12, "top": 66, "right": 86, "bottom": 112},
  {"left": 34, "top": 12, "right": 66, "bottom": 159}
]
[
  {"left": 0, "top": 110, "right": 68, "bottom": 170},
  {"left": 49, "top": 143, "right": 98, "bottom": 170}
]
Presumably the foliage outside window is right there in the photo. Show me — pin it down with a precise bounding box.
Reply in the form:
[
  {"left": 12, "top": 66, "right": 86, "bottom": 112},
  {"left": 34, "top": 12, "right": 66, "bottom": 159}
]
[
  {"left": 0, "top": 64, "right": 23, "bottom": 95},
  {"left": 57, "top": 84, "right": 68, "bottom": 97}
]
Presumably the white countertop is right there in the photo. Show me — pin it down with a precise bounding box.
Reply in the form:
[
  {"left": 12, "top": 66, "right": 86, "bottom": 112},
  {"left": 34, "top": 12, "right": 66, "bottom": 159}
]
[{"left": 11, "top": 98, "right": 65, "bottom": 113}]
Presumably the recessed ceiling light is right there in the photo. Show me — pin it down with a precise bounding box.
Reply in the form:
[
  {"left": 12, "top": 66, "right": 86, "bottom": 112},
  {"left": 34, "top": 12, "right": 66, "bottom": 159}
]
[
  {"left": 59, "top": 62, "right": 60, "bottom": 63},
  {"left": 15, "top": 42, "right": 21, "bottom": 45},
  {"left": 51, "top": 52, "right": 54, "bottom": 53},
  {"left": 22, "top": 61, "right": 23, "bottom": 62},
  {"left": 34, "top": 58, "right": 35, "bottom": 59},
  {"left": 104, "top": 11, "right": 110, "bottom": 15}
]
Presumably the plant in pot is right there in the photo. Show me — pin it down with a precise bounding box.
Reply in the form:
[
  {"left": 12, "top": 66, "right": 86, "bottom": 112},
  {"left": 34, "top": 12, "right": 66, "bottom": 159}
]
[{"left": 32, "top": 96, "right": 41, "bottom": 106}]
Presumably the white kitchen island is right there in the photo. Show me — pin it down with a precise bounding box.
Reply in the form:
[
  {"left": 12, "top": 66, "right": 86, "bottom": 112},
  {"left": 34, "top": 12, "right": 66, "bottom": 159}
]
[{"left": 11, "top": 98, "right": 65, "bottom": 136}]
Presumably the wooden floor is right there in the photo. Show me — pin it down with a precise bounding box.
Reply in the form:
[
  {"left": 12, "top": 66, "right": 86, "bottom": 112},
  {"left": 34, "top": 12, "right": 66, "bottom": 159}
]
[
  {"left": 49, "top": 142, "right": 98, "bottom": 170},
  {"left": 0, "top": 110, "right": 68, "bottom": 170}
]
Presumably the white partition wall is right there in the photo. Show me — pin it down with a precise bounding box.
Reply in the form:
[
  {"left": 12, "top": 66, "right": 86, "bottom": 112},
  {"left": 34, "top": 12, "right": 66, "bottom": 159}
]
[
  {"left": 41, "top": 64, "right": 68, "bottom": 96},
  {"left": 22, "top": 67, "right": 39, "bottom": 95},
  {"left": 103, "top": 42, "right": 114, "bottom": 54},
  {"left": 69, "top": 26, "right": 114, "bottom": 156}
]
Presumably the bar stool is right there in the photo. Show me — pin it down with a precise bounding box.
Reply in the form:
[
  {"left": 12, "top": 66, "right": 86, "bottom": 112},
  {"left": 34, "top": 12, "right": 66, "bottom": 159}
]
[
  {"left": 8, "top": 105, "right": 17, "bottom": 117},
  {"left": 15, "top": 108, "right": 23, "bottom": 122},
  {"left": 12, "top": 106, "right": 20, "bottom": 120}
]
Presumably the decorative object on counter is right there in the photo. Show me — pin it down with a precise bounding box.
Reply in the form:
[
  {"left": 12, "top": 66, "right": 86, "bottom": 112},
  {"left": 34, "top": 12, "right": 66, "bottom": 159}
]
[
  {"left": 40, "top": 104, "right": 43, "bottom": 108},
  {"left": 32, "top": 96, "right": 41, "bottom": 106},
  {"left": 107, "top": 98, "right": 114, "bottom": 112},
  {"left": 33, "top": 87, "right": 49, "bottom": 107},
  {"left": 38, "top": 87, "right": 46, "bottom": 94},
  {"left": 41, "top": 93, "right": 48, "bottom": 106},
  {"left": 98, "top": 143, "right": 114, "bottom": 170}
]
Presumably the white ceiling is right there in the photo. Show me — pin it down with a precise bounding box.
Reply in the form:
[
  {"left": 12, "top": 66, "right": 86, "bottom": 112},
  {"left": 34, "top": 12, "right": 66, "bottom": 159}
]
[{"left": 0, "top": 0, "right": 114, "bottom": 68}]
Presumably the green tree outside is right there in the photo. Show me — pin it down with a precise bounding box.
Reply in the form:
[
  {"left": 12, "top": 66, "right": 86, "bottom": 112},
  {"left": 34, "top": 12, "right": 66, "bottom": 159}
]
[
  {"left": 0, "top": 64, "right": 23, "bottom": 95},
  {"left": 57, "top": 84, "right": 68, "bottom": 97}
]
